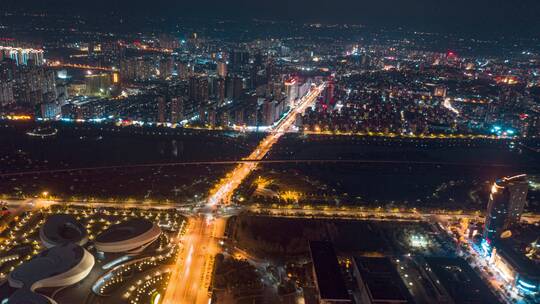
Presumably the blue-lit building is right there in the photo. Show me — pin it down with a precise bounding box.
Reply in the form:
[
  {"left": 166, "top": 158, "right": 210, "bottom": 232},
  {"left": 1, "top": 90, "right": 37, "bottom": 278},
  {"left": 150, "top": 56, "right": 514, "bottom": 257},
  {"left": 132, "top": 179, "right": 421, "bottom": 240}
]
[
  {"left": 0, "top": 46, "right": 44, "bottom": 66},
  {"left": 481, "top": 175, "right": 539, "bottom": 299},
  {"left": 483, "top": 175, "right": 528, "bottom": 243},
  {"left": 490, "top": 239, "right": 539, "bottom": 297}
]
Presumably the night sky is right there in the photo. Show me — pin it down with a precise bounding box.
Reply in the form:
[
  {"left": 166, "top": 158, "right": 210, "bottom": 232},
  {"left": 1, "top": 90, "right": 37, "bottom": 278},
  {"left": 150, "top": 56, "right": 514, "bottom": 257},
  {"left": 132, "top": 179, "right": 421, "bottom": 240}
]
[{"left": 4, "top": 0, "right": 540, "bottom": 36}]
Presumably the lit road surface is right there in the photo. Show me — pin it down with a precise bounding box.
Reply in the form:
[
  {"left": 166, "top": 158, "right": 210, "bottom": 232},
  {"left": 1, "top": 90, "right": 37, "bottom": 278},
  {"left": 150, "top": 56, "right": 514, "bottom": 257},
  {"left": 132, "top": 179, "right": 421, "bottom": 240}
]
[
  {"left": 163, "top": 216, "right": 226, "bottom": 304},
  {"left": 207, "top": 83, "right": 326, "bottom": 206},
  {"left": 0, "top": 199, "right": 51, "bottom": 233},
  {"left": 162, "top": 83, "right": 325, "bottom": 304}
]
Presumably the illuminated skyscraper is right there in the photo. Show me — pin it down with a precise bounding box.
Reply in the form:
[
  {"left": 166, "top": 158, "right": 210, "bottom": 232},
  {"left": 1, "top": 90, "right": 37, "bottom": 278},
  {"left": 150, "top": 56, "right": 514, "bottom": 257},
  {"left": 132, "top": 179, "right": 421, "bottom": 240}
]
[
  {"left": 284, "top": 78, "right": 298, "bottom": 107},
  {"left": 484, "top": 175, "right": 528, "bottom": 242},
  {"left": 0, "top": 46, "right": 44, "bottom": 66},
  {"left": 216, "top": 61, "right": 227, "bottom": 78}
]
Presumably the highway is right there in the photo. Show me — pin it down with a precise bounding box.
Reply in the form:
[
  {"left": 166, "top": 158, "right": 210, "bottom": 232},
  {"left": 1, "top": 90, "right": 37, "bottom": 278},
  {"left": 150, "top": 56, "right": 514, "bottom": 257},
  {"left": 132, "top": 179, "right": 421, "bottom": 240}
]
[
  {"left": 46, "top": 61, "right": 113, "bottom": 71},
  {"left": 246, "top": 206, "right": 540, "bottom": 224},
  {"left": 161, "top": 83, "right": 325, "bottom": 304},
  {"left": 0, "top": 198, "right": 44, "bottom": 233},
  {"left": 4, "top": 198, "right": 539, "bottom": 224},
  {"left": 163, "top": 216, "right": 226, "bottom": 304}
]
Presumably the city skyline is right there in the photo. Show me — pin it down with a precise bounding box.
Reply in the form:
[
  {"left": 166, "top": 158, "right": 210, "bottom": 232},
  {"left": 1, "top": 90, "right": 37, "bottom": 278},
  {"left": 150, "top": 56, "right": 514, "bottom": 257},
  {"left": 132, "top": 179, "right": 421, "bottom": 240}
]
[
  {"left": 3, "top": 0, "right": 540, "bottom": 37},
  {"left": 0, "top": 3, "right": 539, "bottom": 304}
]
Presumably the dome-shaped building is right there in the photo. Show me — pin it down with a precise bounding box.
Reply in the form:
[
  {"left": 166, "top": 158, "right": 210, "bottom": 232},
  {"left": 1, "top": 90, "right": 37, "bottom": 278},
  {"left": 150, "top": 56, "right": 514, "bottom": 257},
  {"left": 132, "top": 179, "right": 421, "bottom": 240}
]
[
  {"left": 39, "top": 214, "right": 88, "bottom": 248},
  {"left": 8, "top": 243, "right": 94, "bottom": 303},
  {"left": 95, "top": 218, "right": 161, "bottom": 253}
]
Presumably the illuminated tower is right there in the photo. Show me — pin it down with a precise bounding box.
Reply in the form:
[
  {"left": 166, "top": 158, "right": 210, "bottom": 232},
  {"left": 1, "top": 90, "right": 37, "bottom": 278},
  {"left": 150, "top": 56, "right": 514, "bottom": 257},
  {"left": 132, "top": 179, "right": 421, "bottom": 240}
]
[{"left": 484, "top": 174, "right": 528, "bottom": 242}]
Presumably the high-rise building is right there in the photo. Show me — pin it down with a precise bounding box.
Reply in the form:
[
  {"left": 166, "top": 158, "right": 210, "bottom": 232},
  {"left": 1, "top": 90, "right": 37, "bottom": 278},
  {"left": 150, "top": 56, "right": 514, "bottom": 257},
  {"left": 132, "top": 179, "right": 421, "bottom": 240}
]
[
  {"left": 189, "top": 75, "right": 209, "bottom": 111},
  {"left": 232, "top": 76, "right": 244, "bottom": 101},
  {"left": 484, "top": 174, "right": 528, "bottom": 242},
  {"left": 527, "top": 111, "right": 540, "bottom": 138},
  {"left": 87, "top": 42, "right": 96, "bottom": 59},
  {"left": 217, "top": 77, "right": 226, "bottom": 106},
  {"left": 224, "top": 75, "right": 244, "bottom": 101},
  {"left": 170, "top": 97, "right": 183, "bottom": 123},
  {"left": 433, "top": 86, "right": 447, "bottom": 98},
  {"left": 158, "top": 34, "right": 180, "bottom": 50},
  {"left": 249, "top": 66, "right": 261, "bottom": 90},
  {"left": 208, "top": 108, "right": 217, "bottom": 127},
  {"left": 101, "top": 40, "right": 125, "bottom": 65},
  {"left": 12, "top": 66, "right": 57, "bottom": 105},
  {"left": 176, "top": 61, "right": 190, "bottom": 80},
  {"left": 188, "top": 32, "right": 200, "bottom": 49},
  {"left": 0, "top": 60, "right": 17, "bottom": 80},
  {"left": 84, "top": 73, "right": 111, "bottom": 96},
  {"left": 229, "top": 50, "right": 249, "bottom": 70},
  {"left": 40, "top": 102, "right": 61, "bottom": 119},
  {"left": 120, "top": 57, "right": 157, "bottom": 82},
  {"left": 0, "top": 46, "right": 44, "bottom": 66},
  {"left": 324, "top": 80, "right": 335, "bottom": 104},
  {"left": 284, "top": 78, "right": 298, "bottom": 107},
  {"left": 157, "top": 96, "right": 166, "bottom": 123},
  {"left": 158, "top": 57, "right": 174, "bottom": 79},
  {"left": 265, "top": 59, "right": 275, "bottom": 84},
  {"left": 262, "top": 99, "right": 277, "bottom": 126},
  {"left": 216, "top": 61, "right": 227, "bottom": 78},
  {"left": 267, "top": 81, "right": 283, "bottom": 98},
  {"left": 253, "top": 52, "right": 263, "bottom": 68},
  {"left": 0, "top": 81, "right": 15, "bottom": 106}
]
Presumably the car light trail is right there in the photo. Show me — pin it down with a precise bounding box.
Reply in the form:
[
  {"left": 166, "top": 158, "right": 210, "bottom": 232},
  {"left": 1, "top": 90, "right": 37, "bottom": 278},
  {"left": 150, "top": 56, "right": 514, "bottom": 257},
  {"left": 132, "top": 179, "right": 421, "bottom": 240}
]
[{"left": 207, "top": 83, "right": 325, "bottom": 206}]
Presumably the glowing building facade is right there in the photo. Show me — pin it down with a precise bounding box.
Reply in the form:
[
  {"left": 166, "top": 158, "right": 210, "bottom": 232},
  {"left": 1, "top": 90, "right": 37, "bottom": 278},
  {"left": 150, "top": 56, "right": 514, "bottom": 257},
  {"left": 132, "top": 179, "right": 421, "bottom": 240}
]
[
  {"left": 483, "top": 175, "right": 528, "bottom": 242},
  {"left": 0, "top": 46, "right": 44, "bottom": 66}
]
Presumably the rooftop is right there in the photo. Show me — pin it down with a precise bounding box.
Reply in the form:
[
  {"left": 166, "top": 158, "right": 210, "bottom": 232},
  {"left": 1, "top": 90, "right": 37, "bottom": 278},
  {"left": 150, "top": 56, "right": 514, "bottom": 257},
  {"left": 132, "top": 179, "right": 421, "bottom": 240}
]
[
  {"left": 309, "top": 241, "right": 350, "bottom": 302},
  {"left": 353, "top": 256, "right": 413, "bottom": 303},
  {"left": 495, "top": 239, "right": 540, "bottom": 278},
  {"left": 424, "top": 257, "right": 501, "bottom": 304},
  {"left": 7, "top": 289, "right": 54, "bottom": 304},
  {"left": 40, "top": 214, "right": 88, "bottom": 247},
  {"left": 9, "top": 244, "right": 85, "bottom": 287},
  {"left": 95, "top": 218, "right": 154, "bottom": 243}
]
